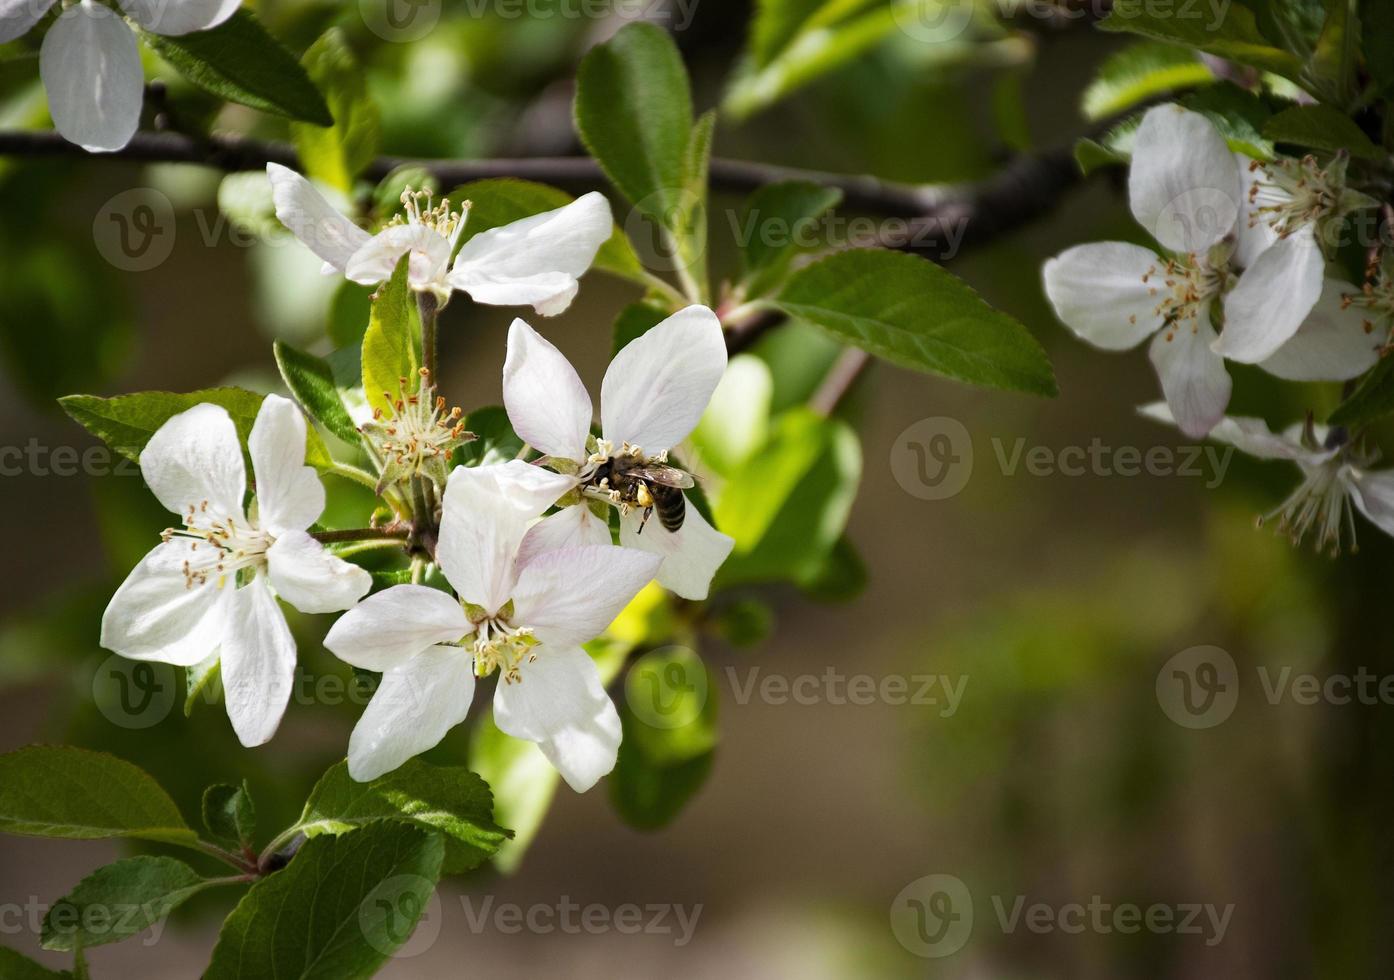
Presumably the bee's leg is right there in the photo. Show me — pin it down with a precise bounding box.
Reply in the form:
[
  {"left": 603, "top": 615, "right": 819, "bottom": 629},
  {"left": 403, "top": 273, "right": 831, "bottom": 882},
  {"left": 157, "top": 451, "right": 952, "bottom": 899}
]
[{"left": 637, "top": 507, "right": 652, "bottom": 535}]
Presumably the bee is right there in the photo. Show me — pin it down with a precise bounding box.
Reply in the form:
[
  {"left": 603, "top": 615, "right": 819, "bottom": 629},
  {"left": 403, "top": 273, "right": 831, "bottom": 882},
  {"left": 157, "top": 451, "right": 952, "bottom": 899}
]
[{"left": 591, "top": 455, "right": 695, "bottom": 533}]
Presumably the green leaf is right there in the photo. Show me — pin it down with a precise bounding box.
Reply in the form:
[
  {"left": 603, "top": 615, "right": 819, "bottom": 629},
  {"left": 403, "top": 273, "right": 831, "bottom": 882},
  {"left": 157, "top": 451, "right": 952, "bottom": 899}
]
[
  {"left": 0, "top": 747, "right": 196, "bottom": 846},
  {"left": 1309, "top": 0, "right": 1360, "bottom": 104},
  {"left": 184, "top": 657, "right": 221, "bottom": 718},
  {"left": 621, "top": 647, "right": 718, "bottom": 765},
  {"left": 1081, "top": 42, "right": 1214, "bottom": 121},
  {"left": 610, "top": 711, "right": 713, "bottom": 831},
  {"left": 361, "top": 256, "right": 420, "bottom": 417},
  {"left": 145, "top": 10, "right": 332, "bottom": 126},
  {"left": 1362, "top": 0, "right": 1394, "bottom": 93},
  {"left": 1100, "top": 0, "right": 1305, "bottom": 82},
  {"left": 1263, "top": 103, "right": 1383, "bottom": 159},
  {"left": 611, "top": 300, "right": 671, "bottom": 357},
  {"left": 59, "top": 387, "right": 334, "bottom": 472},
  {"left": 691, "top": 354, "right": 773, "bottom": 476},
  {"left": 202, "top": 782, "right": 256, "bottom": 850},
  {"left": 676, "top": 110, "right": 716, "bottom": 301},
  {"left": 291, "top": 30, "right": 381, "bottom": 191},
  {"left": 736, "top": 180, "right": 843, "bottom": 298},
  {"left": 274, "top": 341, "right": 362, "bottom": 445},
  {"left": 798, "top": 534, "right": 868, "bottom": 602},
  {"left": 774, "top": 250, "right": 1057, "bottom": 395},
  {"left": 296, "top": 759, "right": 511, "bottom": 874},
  {"left": 468, "top": 716, "right": 558, "bottom": 875},
  {"left": 1329, "top": 352, "right": 1394, "bottom": 425},
  {"left": 455, "top": 406, "right": 522, "bottom": 468},
  {"left": 574, "top": 23, "right": 692, "bottom": 226},
  {"left": 42, "top": 856, "right": 220, "bottom": 952},
  {"left": 1182, "top": 82, "right": 1275, "bottom": 159},
  {"left": 447, "top": 178, "right": 645, "bottom": 285},
  {"left": 0, "top": 947, "right": 71, "bottom": 979},
  {"left": 206, "top": 821, "right": 443, "bottom": 979},
  {"left": 715, "top": 408, "right": 861, "bottom": 588}
]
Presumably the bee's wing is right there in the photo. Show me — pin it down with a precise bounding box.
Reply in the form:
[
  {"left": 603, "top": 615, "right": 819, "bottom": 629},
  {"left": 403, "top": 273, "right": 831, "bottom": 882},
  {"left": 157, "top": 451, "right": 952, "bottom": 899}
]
[{"left": 631, "top": 465, "right": 695, "bottom": 489}]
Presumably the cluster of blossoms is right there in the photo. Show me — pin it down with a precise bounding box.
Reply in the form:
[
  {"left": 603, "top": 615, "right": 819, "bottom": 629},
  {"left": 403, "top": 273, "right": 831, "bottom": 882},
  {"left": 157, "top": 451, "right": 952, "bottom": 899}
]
[
  {"left": 101, "top": 178, "right": 734, "bottom": 792},
  {"left": 1044, "top": 103, "right": 1392, "bottom": 553}
]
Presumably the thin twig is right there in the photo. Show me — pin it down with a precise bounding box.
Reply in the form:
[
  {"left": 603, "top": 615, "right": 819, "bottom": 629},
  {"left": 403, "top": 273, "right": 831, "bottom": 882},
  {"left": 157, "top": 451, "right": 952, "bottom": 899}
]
[
  {"left": 310, "top": 526, "right": 409, "bottom": 544},
  {"left": 809, "top": 349, "right": 871, "bottom": 416}
]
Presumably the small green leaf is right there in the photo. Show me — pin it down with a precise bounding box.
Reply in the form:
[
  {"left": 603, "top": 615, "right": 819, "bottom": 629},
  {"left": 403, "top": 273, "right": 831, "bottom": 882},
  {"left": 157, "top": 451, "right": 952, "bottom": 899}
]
[
  {"left": 455, "top": 406, "right": 522, "bottom": 468},
  {"left": 1182, "top": 83, "right": 1275, "bottom": 159},
  {"left": 291, "top": 30, "right": 381, "bottom": 191},
  {"left": 676, "top": 110, "right": 716, "bottom": 301},
  {"left": 468, "top": 716, "right": 557, "bottom": 875},
  {"left": 361, "top": 256, "right": 420, "bottom": 417},
  {"left": 59, "top": 387, "right": 334, "bottom": 472},
  {"left": 736, "top": 180, "right": 843, "bottom": 298},
  {"left": 1329, "top": 352, "right": 1394, "bottom": 425},
  {"left": 691, "top": 354, "right": 773, "bottom": 476},
  {"left": 774, "top": 249, "right": 1057, "bottom": 395},
  {"left": 1309, "top": 0, "right": 1359, "bottom": 105},
  {"left": 610, "top": 710, "right": 713, "bottom": 831},
  {"left": 274, "top": 341, "right": 362, "bottom": 445},
  {"left": 206, "top": 822, "right": 443, "bottom": 979},
  {"left": 1264, "top": 104, "right": 1383, "bottom": 159},
  {"left": 611, "top": 301, "right": 670, "bottom": 357},
  {"left": 0, "top": 747, "right": 196, "bottom": 846},
  {"left": 145, "top": 10, "right": 332, "bottom": 126},
  {"left": 0, "top": 946, "right": 71, "bottom": 979},
  {"left": 296, "top": 759, "right": 511, "bottom": 874},
  {"left": 1081, "top": 42, "right": 1214, "bottom": 121},
  {"left": 1100, "top": 0, "right": 1305, "bottom": 82},
  {"left": 798, "top": 534, "right": 867, "bottom": 602},
  {"left": 42, "top": 856, "right": 220, "bottom": 952},
  {"left": 184, "top": 656, "right": 221, "bottom": 718},
  {"left": 202, "top": 782, "right": 256, "bottom": 850},
  {"left": 447, "top": 178, "right": 644, "bottom": 285}
]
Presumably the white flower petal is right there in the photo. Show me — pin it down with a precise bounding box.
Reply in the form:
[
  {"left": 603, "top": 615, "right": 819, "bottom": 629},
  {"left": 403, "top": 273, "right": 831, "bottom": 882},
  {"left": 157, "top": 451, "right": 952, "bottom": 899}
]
[
  {"left": 266, "top": 530, "right": 370, "bottom": 614},
  {"left": 249, "top": 394, "right": 323, "bottom": 535},
  {"left": 1348, "top": 469, "right": 1394, "bottom": 537},
  {"left": 140, "top": 402, "right": 245, "bottom": 522},
  {"left": 0, "top": 0, "right": 57, "bottom": 43},
  {"left": 1138, "top": 402, "right": 1333, "bottom": 463},
  {"left": 510, "top": 544, "right": 661, "bottom": 650},
  {"left": 345, "top": 224, "right": 451, "bottom": 290},
  {"left": 619, "top": 502, "right": 733, "bottom": 601},
  {"left": 1217, "top": 227, "right": 1325, "bottom": 363},
  {"left": 492, "top": 645, "right": 621, "bottom": 793},
  {"left": 100, "top": 540, "right": 230, "bottom": 666},
  {"left": 1128, "top": 104, "right": 1240, "bottom": 254},
  {"left": 118, "top": 0, "right": 239, "bottom": 35},
  {"left": 436, "top": 461, "right": 577, "bottom": 613},
  {"left": 266, "top": 163, "right": 372, "bottom": 273},
  {"left": 1258, "top": 279, "right": 1380, "bottom": 382},
  {"left": 1233, "top": 154, "right": 1280, "bottom": 269},
  {"left": 1042, "top": 242, "right": 1167, "bottom": 350},
  {"left": 348, "top": 645, "right": 476, "bottom": 782},
  {"left": 41, "top": 1, "right": 143, "bottom": 152},
  {"left": 1148, "top": 316, "right": 1231, "bottom": 438},
  {"left": 447, "top": 191, "right": 612, "bottom": 316},
  {"left": 600, "top": 305, "right": 727, "bottom": 454},
  {"left": 323, "top": 584, "right": 469, "bottom": 672},
  {"left": 502, "top": 319, "right": 593, "bottom": 462},
  {"left": 220, "top": 577, "right": 296, "bottom": 748},
  {"left": 517, "top": 504, "right": 612, "bottom": 570}
]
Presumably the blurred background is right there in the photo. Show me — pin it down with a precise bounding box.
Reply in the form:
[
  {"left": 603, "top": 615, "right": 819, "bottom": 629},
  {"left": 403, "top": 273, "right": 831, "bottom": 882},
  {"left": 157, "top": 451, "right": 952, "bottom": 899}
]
[{"left": 2, "top": 1, "right": 1393, "bottom": 977}]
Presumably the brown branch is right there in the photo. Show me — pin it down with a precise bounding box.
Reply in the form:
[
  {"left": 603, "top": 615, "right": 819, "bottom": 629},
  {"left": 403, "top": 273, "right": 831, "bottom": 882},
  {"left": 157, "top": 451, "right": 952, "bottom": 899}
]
[{"left": 310, "top": 526, "right": 409, "bottom": 544}]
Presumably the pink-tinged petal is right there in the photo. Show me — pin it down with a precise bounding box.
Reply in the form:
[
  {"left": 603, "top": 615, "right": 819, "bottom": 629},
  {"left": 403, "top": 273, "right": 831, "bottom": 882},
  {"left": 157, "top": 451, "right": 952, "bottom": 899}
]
[
  {"left": 266, "top": 163, "right": 371, "bottom": 273},
  {"left": 619, "top": 502, "right": 733, "bottom": 601},
  {"left": 249, "top": 394, "right": 323, "bottom": 534},
  {"left": 348, "top": 646, "right": 476, "bottom": 782},
  {"left": 1042, "top": 242, "right": 1166, "bottom": 350},
  {"left": 600, "top": 305, "right": 727, "bottom": 454},
  {"left": 517, "top": 504, "right": 612, "bottom": 569},
  {"left": 1217, "top": 227, "right": 1325, "bottom": 363},
  {"left": 220, "top": 577, "right": 296, "bottom": 747},
  {"left": 323, "top": 584, "right": 469, "bottom": 672},
  {"left": 119, "top": 0, "right": 239, "bottom": 35},
  {"left": 502, "top": 319, "right": 592, "bottom": 462},
  {"left": 100, "top": 540, "right": 231, "bottom": 666},
  {"left": 1138, "top": 402, "right": 1333, "bottom": 464},
  {"left": 266, "top": 530, "right": 370, "bottom": 614},
  {"left": 1148, "top": 315, "right": 1231, "bottom": 438},
  {"left": 41, "top": 1, "right": 143, "bottom": 152},
  {"left": 1348, "top": 469, "right": 1394, "bottom": 538},
  {"left": 1128, "top": 104, "right": 1240, "bottom": 254},
  {"left": 447, "top": 192, "right": 612, "bottom": 316},
  {"left": 140, "top": 402, "right": 245, "bottom": 522},
  {"left": 492, "top": 646, "right": 621, "bottom": 793},
  {"left": 1258, "top": 280, "right": 1380, "bottom": 382},
  {"left": 436, "top": 461, "right": 577, "bottom": 613},
  {"left": 0, "top": 0, "right": 57, "bottom": 43},
  {"left": 510, "top": 544, "right": 661, "bottom": 650},
  {"left": 345, "top": 224, "right": 451, "bottom": 290}
]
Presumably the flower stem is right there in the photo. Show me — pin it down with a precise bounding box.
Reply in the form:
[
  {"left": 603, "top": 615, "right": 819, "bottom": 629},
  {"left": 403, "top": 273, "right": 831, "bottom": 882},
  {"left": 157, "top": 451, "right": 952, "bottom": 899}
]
[
  {"left": 418, "top": 291, "right": 439, "bottom": 381},
  {"left": 310, "top": 526, "right": 410, "bottom": 544},
  {"left": 197, "top": 840, "right": 258, "bottom": 875}
]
